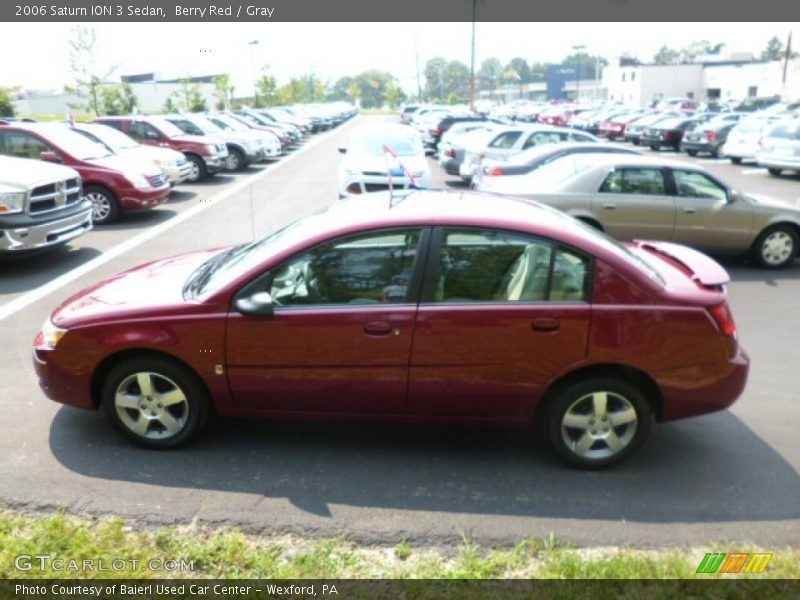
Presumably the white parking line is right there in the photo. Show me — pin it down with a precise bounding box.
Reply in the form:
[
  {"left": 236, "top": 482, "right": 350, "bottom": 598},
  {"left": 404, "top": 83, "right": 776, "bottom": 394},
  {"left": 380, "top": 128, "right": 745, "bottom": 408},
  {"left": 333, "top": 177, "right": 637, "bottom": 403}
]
[
  {"left": 0, "top": 119, "right": 358, "bottom": 323},
  {"left": 741, "top": 168, "right": 766, "bottom": 175}
]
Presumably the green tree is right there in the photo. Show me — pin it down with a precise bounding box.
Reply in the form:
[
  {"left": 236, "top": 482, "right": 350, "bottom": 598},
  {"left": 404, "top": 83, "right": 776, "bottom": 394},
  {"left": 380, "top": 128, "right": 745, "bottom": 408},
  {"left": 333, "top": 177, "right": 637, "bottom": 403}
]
[
  {"left": 212, "top": 74, "right": 235, "bottom": 110},
  {"left": 0, "top": 87, "right": 15, "bottom": 116},
  {"left": 163, "top": 96, "right": 179, "bottom": 113},
  {"left": 424, "top": 57, "right": 447, "bottom": 100},
  {"left": 346, "top": 81, "right": 361, "bottom": 106},
  {"left": 443, "top": 60, "right": 470, "bottom": 97},
  {"left": 529, "top": 62, "right": 548, "bottom": 83},
  {"left": 477, "top": 58, "right": 502, "bottom": 92},
  {"left": 120, "top": 82, "right": 137, "bottom": 113},
  {"left": 100, "top": 86, "right": 127, "bottom": 115},
  {"left": 760, "top": 35, "right": 797, "bottom": 60},
  {"left": 507, "top": 57, "right": 531, "bottom": 83},
  {"left": 66, "top": 26, "right": 116, "bottom": 116},
  {"left": 328, "top": 76, "right": 354, "bottom": 102},
  {"left": 255, "top": 70, "right": 277, "bottom": 107},
  {"left": 350, "top": 70, "right": 396, "bottom": 109},
  {"left": 679, "top": 40, "right": 713, "bottom": 63},
  {"left": 653, "top": 45, "right": 680, "bottom": 65},
  {"left": 384, "top": 80, "right": 405, "bottom": 108},
  {"left": 174, "top": 78, "right": 208, "bottom": 112},
  {"left": 561, "top": 52, "right": 606, "bottom": 79}
]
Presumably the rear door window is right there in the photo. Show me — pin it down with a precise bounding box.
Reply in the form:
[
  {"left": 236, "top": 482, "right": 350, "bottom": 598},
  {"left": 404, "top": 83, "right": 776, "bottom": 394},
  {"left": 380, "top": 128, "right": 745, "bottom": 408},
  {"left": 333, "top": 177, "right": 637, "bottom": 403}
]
[{"left": 599, "top": 168, "right": 667, "bottom": 195}]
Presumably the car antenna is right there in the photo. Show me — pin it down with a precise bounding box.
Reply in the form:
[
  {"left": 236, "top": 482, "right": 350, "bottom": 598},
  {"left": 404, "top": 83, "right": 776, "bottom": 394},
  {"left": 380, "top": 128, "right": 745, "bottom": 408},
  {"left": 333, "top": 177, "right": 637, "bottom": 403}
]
[{"left": 383, "top": 144, "right": 425, "bottom": 208}]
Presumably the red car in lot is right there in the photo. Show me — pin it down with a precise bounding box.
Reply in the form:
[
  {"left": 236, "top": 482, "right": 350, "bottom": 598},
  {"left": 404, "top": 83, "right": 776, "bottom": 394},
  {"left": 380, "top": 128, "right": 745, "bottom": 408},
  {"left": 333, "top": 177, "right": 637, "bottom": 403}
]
[
  {"left": 94, "top": 116, "right": 228, "bottom": 183},
  {"left": 33, "top": 191, "right": 749, "bottom": 468},
  {"left": 0, "top": 123, "right": 170, "bottom": 224}
]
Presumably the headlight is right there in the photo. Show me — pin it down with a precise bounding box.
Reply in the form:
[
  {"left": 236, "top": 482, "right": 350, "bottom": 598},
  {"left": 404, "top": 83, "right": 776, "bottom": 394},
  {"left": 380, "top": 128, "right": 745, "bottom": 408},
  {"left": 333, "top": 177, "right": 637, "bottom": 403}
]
[
  {"left": 122, "top": 171, "right": 150, "bottom": 189},
  {"left": 0, "top": 192, "right": 26, "bottom": 214},
  {"left": 155, "top": 159, "right": 177, "bottom": 169},
  {"left": 40, "top": 318, "right": 67, "bottom": 349},
  {"left": 205, "top": 144, "right": 217, "bottom": 154}
]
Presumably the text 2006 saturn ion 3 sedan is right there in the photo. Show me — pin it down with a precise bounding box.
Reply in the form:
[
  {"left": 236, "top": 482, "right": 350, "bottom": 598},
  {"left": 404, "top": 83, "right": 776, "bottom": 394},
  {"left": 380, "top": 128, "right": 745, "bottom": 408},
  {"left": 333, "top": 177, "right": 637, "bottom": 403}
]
[{"left": 33, "top": 190, "right": 749, "bottom": 469}]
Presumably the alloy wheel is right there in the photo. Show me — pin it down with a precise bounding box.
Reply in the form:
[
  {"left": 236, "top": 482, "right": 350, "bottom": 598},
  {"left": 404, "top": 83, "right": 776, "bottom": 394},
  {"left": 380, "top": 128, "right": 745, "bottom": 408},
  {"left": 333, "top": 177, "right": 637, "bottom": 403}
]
[
  {"left": 560, "top": 391, "right": 638, "bottom": 461},
  {"left": 113, "top": 371, "right": 190, "bottom": 440}
]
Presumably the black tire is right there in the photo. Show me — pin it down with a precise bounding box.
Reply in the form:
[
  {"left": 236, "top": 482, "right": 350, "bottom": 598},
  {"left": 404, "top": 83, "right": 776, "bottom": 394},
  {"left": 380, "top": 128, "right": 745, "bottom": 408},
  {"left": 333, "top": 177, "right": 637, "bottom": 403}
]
[
  {"left": 751, "top": 224, "right": 799, "bottom": 269},
  {"left": 687, "top": 150, "right": 698, "bottom": 157},
  {"left": 544, "top": 377, "right": 652, "bottom": 469},
  {"left": 710, "top": 146, "right": 720, "bottom": 158},
  {"left": 631, "top": 139, "right": 640, "bottom": 146},
  {"left": 730, "top": 157, "right": 742, "bottom": 165},
  {"left": 185, "top": 154, "right": 208, "bottom": 182},
  {"left": 84, "top": 185, "right": 120, "bottom": 225},
  {"left": 649, "top": 144, "right": 659, "bottom": 151},
  {"left": 226, "top": 148, "right": 246, "bottom": 171},
  {"left": 101, "top": 357, "right": 210, "bottom": 449},
  {"left": 767, "top": 167, "right": 782, "bottom": 176}
]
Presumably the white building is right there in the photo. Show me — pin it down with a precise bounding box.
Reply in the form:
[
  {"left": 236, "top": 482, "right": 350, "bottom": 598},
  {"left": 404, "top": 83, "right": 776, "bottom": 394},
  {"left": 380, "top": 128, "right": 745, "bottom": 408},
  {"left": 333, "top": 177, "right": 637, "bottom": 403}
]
[{"left": 603, "top": 55, "right": 800, "bottom": 107}]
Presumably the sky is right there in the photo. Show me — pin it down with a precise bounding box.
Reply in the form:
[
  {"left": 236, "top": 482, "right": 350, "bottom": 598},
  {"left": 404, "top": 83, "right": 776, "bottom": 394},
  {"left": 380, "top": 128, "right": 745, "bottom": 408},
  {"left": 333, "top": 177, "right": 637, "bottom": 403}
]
[{"left": 1, "top": 22, "right": 797, "bottom": 96}]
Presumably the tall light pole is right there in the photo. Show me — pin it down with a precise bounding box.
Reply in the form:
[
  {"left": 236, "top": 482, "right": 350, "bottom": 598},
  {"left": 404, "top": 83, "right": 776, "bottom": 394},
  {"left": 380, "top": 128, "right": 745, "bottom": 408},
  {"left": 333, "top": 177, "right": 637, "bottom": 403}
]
[
  {"left": 572, "top": 44, "right": 586, "bottom": 103},
  {"left": 248, "top": 40, "right": 259, "bottom": 107},
  {"left": 469, "top": 0, "right": 477, "bottom": 111}
]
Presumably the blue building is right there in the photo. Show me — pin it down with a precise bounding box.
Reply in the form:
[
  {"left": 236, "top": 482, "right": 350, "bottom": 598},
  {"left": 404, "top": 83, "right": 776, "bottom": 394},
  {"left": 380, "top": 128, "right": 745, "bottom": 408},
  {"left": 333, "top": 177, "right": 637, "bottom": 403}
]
[{"left": 546, "top": 64, "right": 594, "bottom": 100}]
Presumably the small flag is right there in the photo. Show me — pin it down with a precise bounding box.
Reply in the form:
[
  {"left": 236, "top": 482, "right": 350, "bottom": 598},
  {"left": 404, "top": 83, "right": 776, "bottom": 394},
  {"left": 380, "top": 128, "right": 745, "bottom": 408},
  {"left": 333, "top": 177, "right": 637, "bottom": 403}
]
[
  {"left": 67, "top": 111, "right": 75, "bottom": 127},
  {"left": 382, "top": 144, "right": 418, "bottom": 187}
]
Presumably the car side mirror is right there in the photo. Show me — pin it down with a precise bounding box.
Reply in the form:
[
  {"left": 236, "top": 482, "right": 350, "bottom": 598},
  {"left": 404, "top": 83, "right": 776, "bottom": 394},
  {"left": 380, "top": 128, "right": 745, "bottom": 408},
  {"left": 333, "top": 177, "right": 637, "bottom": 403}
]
[
  {"left": 40, "top": 151, "right": 62, "bottom": 163},
  {"left": 234, "top": 291, "right": 274, "bottom": 316},
  {"left": 728, "top": 189, "right": 739, "bottom": 203},
  {"left": 338, "top": 146, "right": 347, "bottom": 154}
]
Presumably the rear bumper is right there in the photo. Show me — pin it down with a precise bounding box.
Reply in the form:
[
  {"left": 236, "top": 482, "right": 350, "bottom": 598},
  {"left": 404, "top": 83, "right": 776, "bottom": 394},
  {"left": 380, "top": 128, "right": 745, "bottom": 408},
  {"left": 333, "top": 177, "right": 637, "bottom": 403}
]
[
  {"left": 681, "top": 141, "right": 720, "bottom": 153},
  {"left": 658, "top": 347, "right": 750, "bottom": 421},
  {"left": 756, "top": 153, "right": 800, "bottom": 170}
]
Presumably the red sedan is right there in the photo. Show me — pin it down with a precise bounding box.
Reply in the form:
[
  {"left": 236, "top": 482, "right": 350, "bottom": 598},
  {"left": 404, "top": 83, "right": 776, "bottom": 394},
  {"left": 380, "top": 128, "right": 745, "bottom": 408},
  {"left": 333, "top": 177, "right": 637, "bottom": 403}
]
[{"left": 33, "top": 191, "right": 749, "bottom": 468}]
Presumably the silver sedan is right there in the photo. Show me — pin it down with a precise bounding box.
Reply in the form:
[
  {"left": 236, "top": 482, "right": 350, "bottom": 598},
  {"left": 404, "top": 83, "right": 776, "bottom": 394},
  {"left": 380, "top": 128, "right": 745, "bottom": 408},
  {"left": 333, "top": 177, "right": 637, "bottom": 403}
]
[{"left": 479, "top": 154, "right": 800, "bottom": 269}]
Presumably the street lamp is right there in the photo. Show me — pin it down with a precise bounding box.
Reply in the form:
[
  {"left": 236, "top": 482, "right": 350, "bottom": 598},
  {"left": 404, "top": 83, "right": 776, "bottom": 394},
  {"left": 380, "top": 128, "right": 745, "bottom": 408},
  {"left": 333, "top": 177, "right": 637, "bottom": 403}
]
[
  {"left": 248, "top": 40, "right": 259, "bottom": 106},
  {"left": 572, "top": 44, "right": 586, "bottom": 103}
]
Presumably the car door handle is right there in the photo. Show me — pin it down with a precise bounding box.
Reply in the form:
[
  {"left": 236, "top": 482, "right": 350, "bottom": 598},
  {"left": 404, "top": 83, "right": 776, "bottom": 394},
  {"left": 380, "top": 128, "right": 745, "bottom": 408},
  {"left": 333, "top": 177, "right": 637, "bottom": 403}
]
[
  {"left": 363, "top": 321, "right": 394, "bottom": 336},
  {"left": 532, "top": 318, "right": 560, "bottom": 332},
  {"left": 682, "top": 207, "right": 697, "bottom": 214},
  {"left": 602, "top": 203, "right": 617, "bottom": 210}
]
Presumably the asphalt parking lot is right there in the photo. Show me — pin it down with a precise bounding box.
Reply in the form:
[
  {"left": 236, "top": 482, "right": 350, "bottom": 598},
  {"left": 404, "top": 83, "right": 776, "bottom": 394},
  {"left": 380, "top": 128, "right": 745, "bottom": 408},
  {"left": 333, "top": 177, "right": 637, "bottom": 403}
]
[{"left": 1, "top": 115, "right": 798, "bottom": 548}]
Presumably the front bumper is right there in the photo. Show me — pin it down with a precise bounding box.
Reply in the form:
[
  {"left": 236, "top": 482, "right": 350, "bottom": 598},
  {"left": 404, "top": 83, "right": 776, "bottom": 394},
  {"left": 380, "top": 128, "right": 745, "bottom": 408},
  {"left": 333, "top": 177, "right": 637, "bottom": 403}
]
[
  {"left": 0, "top": 204, "right": 93, "bottom": 253},
  {"left": 119, "top": 185, "right": 171, "bottom": 212},
  {"left": 163, "top": 161, "right": 193, "bottom": 186},
  {"left": 339, "top": 174, "right": 432, "bottom": 197},
  {"left": 203, "top": 152, "right": 229, "bottom": 173}
]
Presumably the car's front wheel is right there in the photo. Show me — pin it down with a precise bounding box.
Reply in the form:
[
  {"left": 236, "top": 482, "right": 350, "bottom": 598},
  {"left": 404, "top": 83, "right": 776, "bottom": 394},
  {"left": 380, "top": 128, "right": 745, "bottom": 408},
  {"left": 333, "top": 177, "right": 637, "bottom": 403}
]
[
  {"left": 101, "top": 357, "right": 210, "bottom": 448},
  {"left": 767, "top": 167, "right": 783, "bottom": 176},
  {"left": 84, "top": 185, "right": 120, "bottom": 225},
  {"left": 752, "top": 225, "right": 798, "bottom": 269},
  {"left": 545, "top": 377, "right": 652, "bottom": 469},
  {"left": 185, "top": 154, "right": 207, "bottom": 182},
  {"left": 687, "top": 150, "right": 698, "bottom": 157}
]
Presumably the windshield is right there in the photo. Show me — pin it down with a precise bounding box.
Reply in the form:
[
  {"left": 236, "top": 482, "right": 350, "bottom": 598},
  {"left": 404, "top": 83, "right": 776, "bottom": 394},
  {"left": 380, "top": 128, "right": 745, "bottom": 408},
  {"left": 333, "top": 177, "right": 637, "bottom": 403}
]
[
  {"left": 352, "top": 132, "right": 420, "bottom": 156},
  {"left": 148, "top": 117, "right": 188, "bottom": 138},
  {"left": 189, "top": 116, "right": 223, "bottom": 133},
  {"left": 41, "top": 126, "right": 113, "bottom": 160},
  {"left": 209, "top": 115, "right": 246, "bottom": 131},
  {"left": 76, "top": 124, "right": 139, "bottom": 151},
  {"left": 184, "top": 215, "right": 314, "bottom": 299}
]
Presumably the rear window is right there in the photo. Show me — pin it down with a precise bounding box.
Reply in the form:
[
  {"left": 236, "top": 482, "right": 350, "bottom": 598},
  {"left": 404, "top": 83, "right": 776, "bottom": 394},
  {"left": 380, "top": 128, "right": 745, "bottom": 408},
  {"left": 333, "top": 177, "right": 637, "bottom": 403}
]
[{"left": 766, "top": 125, "right": 800, "bottom": 140}]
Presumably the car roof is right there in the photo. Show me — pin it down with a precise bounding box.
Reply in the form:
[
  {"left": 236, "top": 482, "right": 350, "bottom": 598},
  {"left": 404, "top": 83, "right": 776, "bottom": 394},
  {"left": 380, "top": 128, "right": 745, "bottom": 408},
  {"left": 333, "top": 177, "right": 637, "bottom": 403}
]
[
  {"left": 558, "top": 153, "right": 707, "bottom": 172},
  {"left": 275, "top": 190, "right": 629, "bottom": 265}
]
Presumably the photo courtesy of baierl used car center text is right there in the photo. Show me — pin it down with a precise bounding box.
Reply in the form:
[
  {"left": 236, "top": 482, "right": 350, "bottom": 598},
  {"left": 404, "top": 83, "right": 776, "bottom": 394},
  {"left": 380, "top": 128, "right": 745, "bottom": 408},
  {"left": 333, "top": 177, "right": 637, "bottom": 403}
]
[{"left": 0, "top": 0, "right": 798, "bottom": 597}]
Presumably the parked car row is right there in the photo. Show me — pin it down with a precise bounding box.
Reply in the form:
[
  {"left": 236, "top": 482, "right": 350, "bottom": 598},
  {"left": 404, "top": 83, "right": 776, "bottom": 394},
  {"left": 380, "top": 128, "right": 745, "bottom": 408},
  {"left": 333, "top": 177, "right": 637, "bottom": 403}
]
[{"left": 0, "top": 102, "right": 357, "bottom": 257}]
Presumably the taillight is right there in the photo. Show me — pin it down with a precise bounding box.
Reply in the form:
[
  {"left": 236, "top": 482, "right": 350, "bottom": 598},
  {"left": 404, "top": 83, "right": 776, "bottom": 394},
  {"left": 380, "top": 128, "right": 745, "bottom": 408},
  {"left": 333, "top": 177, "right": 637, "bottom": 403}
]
[
  {"left": 487, "top": 166, "right": 504, "bottom": 176},
  {"left": 431, "top": 128, "right": 442, "bottom": 137},
  {"left": 708, "top": 302, "right": 737, "bottom": 340},
  {"left": 445, "top": 149, "right": 455, "bottom": 158},
  {"left": 706, "top": 132, "right": 717, "bottom": 141}
]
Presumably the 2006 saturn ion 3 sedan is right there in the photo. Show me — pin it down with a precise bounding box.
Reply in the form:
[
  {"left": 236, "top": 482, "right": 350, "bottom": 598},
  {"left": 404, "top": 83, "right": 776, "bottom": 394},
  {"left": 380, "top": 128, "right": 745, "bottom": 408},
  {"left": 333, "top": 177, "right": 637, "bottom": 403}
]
[{"left": 33, "top": 190, "right": 749, "bottom": 468}]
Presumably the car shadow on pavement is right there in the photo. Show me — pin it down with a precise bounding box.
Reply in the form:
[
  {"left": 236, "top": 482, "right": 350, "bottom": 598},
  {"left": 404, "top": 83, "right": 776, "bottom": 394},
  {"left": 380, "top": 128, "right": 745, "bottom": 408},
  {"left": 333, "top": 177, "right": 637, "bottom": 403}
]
[
  {"left": 444, "top": 179, "right": 470, "bottom": 190},
  {"left": 166, "top": 190, "right": 198, "bottom": 204},
  {"left": 726, "top": 262, "right": 800, "bottom": 284},
  {"left": 0, "top": 245, "right": 103, "bottom": 295},
  {"left": 49, "top": 407, "right": 800, "bottom": 524},
  {"left": 99, "top": 209, "right": 178, "bottom": 232}
]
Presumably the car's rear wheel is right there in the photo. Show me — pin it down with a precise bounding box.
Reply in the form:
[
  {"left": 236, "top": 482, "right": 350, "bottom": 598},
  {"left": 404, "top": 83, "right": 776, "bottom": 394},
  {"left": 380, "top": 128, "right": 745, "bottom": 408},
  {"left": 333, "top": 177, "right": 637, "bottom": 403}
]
[
  {"left": 84, "top": 185, "right": 120, "bottom": 225},
  {"left": 101, "top": 357, "right": 210, "bottom": 448},
  {"left": 545, "top": 377, "right": 652, "bottom": 469},
  {"left": 687, "top": 150, "right": 698, "bottom": 157},
  {"left": 767, "top": 167, "right": 783, "bottom": 176},
  {"left": 649, "top": 144, "right": 659, "bottom": 151},
  {"left": 752, "top": 225, "right": 798, "bottom": 269},
  {"left": 730, "top": 157, "right": 742, "bottom": 164}
]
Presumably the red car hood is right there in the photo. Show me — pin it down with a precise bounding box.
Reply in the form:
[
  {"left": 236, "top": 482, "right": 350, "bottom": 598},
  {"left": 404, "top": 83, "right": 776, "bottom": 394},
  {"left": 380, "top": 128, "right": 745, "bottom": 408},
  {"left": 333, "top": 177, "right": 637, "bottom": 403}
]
[{"left": 51, "top": 247, "right": 230, "bottom": 328}]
